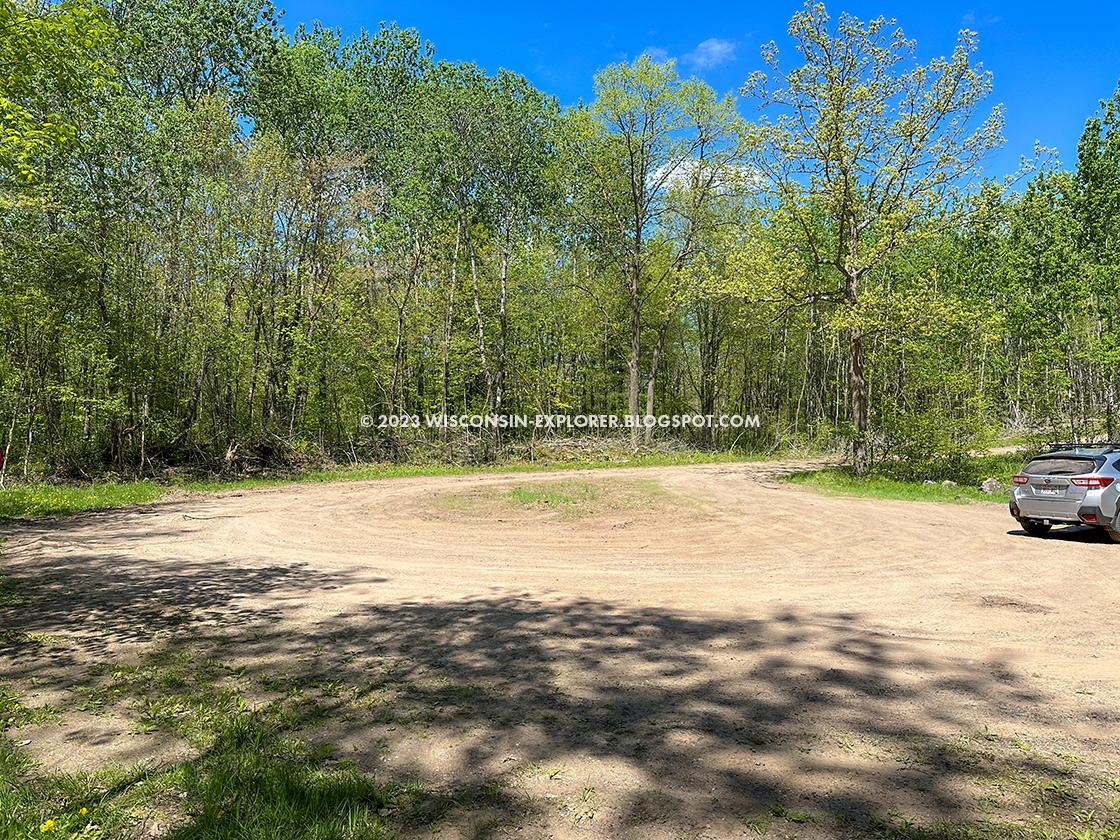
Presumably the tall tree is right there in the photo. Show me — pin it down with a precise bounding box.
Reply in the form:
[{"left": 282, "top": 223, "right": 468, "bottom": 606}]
[
  {"left": 434, "top": 63, "right": 556, "bottom": 429},
  {"left": 1074, "top": 81, "right": 1120, "bottom": 437},
  {"left": 741, "top": 2, "right": 1005, "bottom": 471},
  {"left": 562, "top": 55, "right": 744, "bottom": 446}
]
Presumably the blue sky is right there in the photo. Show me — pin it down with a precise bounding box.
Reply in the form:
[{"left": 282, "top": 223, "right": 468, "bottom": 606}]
[{"left": 274, "top": 0, "right": 1120, "bottom": 181}]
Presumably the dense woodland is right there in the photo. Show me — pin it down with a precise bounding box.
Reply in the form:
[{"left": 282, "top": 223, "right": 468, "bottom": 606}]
[{"left": 2, "top": 0, "right": 1120, "bottom": 480}]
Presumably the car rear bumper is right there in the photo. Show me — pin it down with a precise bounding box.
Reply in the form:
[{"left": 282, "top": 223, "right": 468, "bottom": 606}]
[{"left": 1010, "top": 501, "right": 1104, "bottom": 525}]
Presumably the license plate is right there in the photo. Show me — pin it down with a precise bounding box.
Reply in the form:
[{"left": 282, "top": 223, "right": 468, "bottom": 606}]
[{"left": 1038, "top": 487, "right": 1060, "bottom": 496}]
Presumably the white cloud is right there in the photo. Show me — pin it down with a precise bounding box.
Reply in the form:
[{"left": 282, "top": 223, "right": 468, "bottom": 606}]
[
  {"left": 651, "top": 158, "right": 760, "bottom": 197},
  {"left": 682, "top": 38, "right": 737, "bottom": 69},
  {"left": 961, "top": 10, "right": 1001, "bottom": 27},
  {"left": 642, "top": 46, "right": 670, "bottom": 61}
]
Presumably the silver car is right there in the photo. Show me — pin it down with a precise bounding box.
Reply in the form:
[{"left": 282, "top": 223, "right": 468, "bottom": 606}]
[{"left": 1009, "top": 443, "right": 1120, "bottom": 540}]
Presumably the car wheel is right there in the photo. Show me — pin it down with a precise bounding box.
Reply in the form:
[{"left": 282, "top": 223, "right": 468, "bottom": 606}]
[
  {"left": 1106, "top": 514, "right": 1120, "bottom": 544},
  {"left": 1022, "top": 519, "right": 1052, "bottom": 537}
]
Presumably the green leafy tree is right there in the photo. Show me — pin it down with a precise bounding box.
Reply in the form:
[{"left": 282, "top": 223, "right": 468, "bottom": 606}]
[
  {"left": 562, "top": 54, "right": 744, "bottom": 446},
  {"left": 741, "top": 2, "right": 1005, "bottom": 471},
  {"left": 1074, "top": 81, "right": 1120, "bottom": 436},
  {"left": 432, "top": 62, "right": 556, "bottom": 430},
  {"left": 112, "top": 0, "right": 281, "bottom": 108},
  {"left": 0, "top": 0, "right": 120, "bottom": 178}
]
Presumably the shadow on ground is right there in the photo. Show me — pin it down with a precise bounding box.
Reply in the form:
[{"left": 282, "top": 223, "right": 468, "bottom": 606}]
[{"left": 2, "top": 511, "right": 1119, "bottom": 838}]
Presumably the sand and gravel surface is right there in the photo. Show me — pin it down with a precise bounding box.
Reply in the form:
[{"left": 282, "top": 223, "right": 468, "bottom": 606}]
[{"left": 3, "top": 460, "right": 1120, "bottom": 839}]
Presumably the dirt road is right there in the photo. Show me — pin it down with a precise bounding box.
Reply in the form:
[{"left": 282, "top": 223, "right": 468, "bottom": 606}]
[{"left": 3, "top": 461, "right": 1120, "bottom": 838}]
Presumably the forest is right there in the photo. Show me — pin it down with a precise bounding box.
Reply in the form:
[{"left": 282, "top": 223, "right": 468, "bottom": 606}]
[{"left": 2, "top": 0, "right": 1119, "bottom": 482}]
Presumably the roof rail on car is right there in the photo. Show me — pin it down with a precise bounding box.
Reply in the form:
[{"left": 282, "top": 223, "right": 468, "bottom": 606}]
[{"left": 1045, "top": 441, "right": 1120, "bottom": 453}]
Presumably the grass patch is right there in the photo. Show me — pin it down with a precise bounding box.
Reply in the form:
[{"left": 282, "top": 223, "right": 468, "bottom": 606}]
[
  {"left": 0, "top": 687, "right": 62, "bottom": 728},
  {"left": 0, "top": 721, "right": 397, "bottom": 840},
  {"left": 503, "top": 482, "right": 599, "bottom": 507},
  {"left": 164, "top": 719, "right": 395, "bottom": 840},
  {"left": 0, "top": 647, "right": 402, "bottom": 839},
  {"left": 783, "top": 453, "right": 1026, "bottom": 504},
  {"left": 430, "top": 476, "right": 679, "bottom": 520},
  {"left": 0, "top": 481, "right": 164, "bottom": 521}
]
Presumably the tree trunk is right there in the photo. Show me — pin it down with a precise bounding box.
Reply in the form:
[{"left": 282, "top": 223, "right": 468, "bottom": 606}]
[
  {"left": 844, "top": 235, "right": 869, "bottom": 473},
  {"left": 0, "top": 414, "right": 15, "bottom": 488},
  {"left": 470, "top": 232, "right": 495, "bottom": 415},
  {"left": 440, "top": 224, "right": 462, "bottom": 443},
  {"left": 696, "top": 300, "right": 723, "bottom": 449},
  {"left": 494, "top": 235, "right": 510, "bottom": 447},
  {"left": 23, "top": 404, "right": 33, "bottom": 478},
  {"left": 643, "top": 309, "right": 674, "bottom": 446},
  {"left": 849, "top": 326, "right": 869, "bottom": 473},
  {"left": 628, "top": 265, "right": 642, "bottom": 449}
]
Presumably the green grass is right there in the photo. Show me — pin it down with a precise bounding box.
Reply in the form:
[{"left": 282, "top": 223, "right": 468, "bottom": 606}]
[
  {"left": 0, "top": 481, "right": 164, "bottom": 521},
  {"left": 430, "top": 476, "right": 678, "bottom": 520},
  {"left": 0, "top": 686, "right": 62, "bottom": 728},
  {"left": 0, "top": 648, "right": 401, "bottom": 840},
  {"left": 502, "top": 482, "right": 600, "bottom": 507},
  {"left": 783, "top": 453, "right": 1025, "bottom": 504},
  {"left": 0, "top": 723, "right": 397, "bottom": 840}
]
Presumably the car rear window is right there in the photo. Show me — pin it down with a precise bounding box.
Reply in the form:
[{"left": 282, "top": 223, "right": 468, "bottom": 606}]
[{"left": 1022, "top": 457, "right": 1098, "bottom": 476}]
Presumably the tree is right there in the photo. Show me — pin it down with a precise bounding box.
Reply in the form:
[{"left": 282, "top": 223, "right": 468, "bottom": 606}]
[
  {"left": 1074, "top": 81, "right": 1120, "bottom": 437},
  {"left": 741, "top": 2, "right": 1005, "bottom": 472},
  {"left": 562, "top": 55, "right": 744, "bottom": 446},
  {"left": 111, "top": 0, "right": 281, "bottom": 109},
  {"left": 0, "top": 0, "right": 121, "bottom": 179},
  {"left": 432, "top": 62, "right": 556, "bottom": 434}
]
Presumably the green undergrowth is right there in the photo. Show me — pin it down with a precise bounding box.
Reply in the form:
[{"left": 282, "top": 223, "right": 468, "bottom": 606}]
[{"left": 783, "top": 453, "right": 1026, "bottom": 504}]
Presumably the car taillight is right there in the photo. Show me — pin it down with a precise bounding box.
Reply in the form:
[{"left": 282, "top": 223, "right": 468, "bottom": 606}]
[
  {"left": 1012, "top": 475, "right": 1029, "bottom": 485},
  {"left": 1070, "top": 476, "right": 1115, "bottom": 489}
]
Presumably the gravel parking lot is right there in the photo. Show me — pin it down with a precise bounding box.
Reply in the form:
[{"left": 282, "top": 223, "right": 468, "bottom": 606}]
[{"left": 3, "top": 462, "right": 1120, "bottom": 838}]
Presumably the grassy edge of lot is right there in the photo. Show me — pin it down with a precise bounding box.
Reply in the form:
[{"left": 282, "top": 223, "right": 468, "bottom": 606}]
[
  {"left": 780, "top": 453, "right": 1027, "bottom": 505},
  {"left": 0, "top": 448, "right": 762, "bottom": 521},
  {"left": 0, "top": 480, "right": 167, "bottom": 521},
  {"left": 172, "top": 447, "right": 762, "bottom": 492},
  {"left": 0, "top": 448, "right": 1038, "bottom": 521}
]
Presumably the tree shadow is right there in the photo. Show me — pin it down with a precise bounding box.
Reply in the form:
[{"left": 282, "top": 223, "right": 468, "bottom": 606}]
[{"left": 2, "top": 511, "right": 1117, "bottom": 837}]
